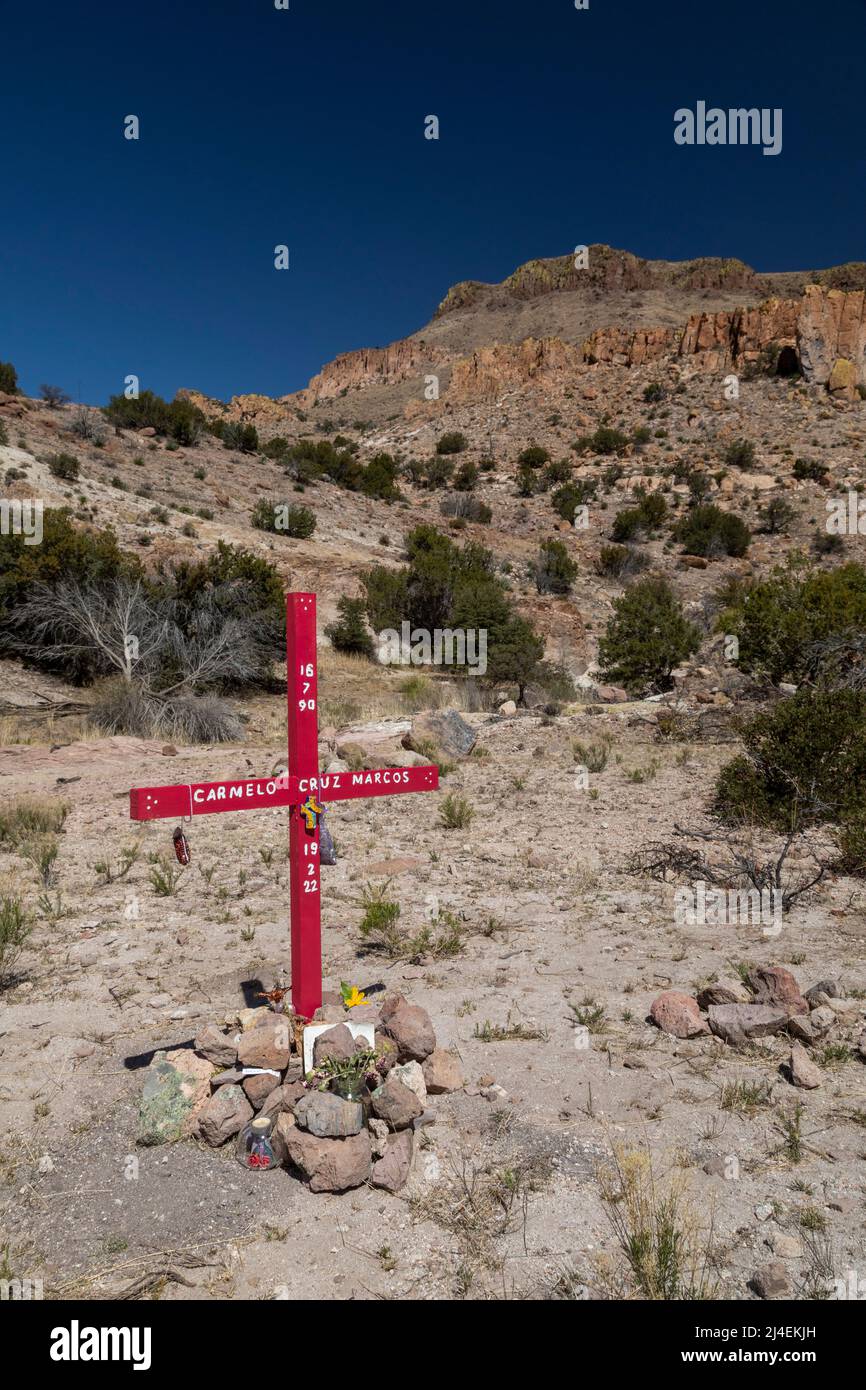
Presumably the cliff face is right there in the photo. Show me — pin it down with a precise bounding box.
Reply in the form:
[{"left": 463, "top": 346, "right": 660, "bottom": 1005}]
[{"left": 181, "top": 252, "right": 866, "bottom": 427}]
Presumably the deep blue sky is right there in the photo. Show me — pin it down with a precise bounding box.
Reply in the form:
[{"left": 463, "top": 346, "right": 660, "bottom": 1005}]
[{"left": 1, "top": 0, "right": 863, "bottom": 406}]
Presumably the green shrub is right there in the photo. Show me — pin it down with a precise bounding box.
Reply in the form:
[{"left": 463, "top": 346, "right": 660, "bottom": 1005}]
[
  {"left": 0, "top": 362, "right": 19, "bottom": 395},
  {"left": 574, "top": 426, "right": 630, "bottom": 457},
  {"left": 436, "top": 432, "right": 467, "bottom": 455},
  {"left": 47, "top": 452, "right": 80, "bottom": 482},
  {"left": 719, "top": 559, "right": 866, "bottom": 684},
  {"left": 643, "top": 382, "right": 665, "bottom": 403},
  {"left": 598, "top": 577, "right": 700, "bottom": 695},
  {"left": 440, "top": 793, "right": 474, "bottom": 829},
  {"left": 596, "top": 544, "right": 649, "bottom": 579},
  {"left": 361, "top": 452, "right": 401, "bottom": 500},
  {"left": 102, "top": 391, "right": 205, "bottom": 445},
  {"left": 542, "top": 459, "right": 572, "bottom": 487},
  {"left": 453, "top": 460, "right": 478, "bottom": 491},
  {"left": 759, "top": 497, "right": 795, "bottom": 534},
  {"left": 0, "top": 895, "right": 32, "bottom": 986},
  {"left": 723, "top": 439, "right": 756, "bottom": 470},
  {"left": 793, "top": 457, "right": 828, "bottom": 483},
  {"left": 325, "top": 596, "right": 375, "bottom": 659},
  {"left": 675, "top": 504, "right": 750, "bottom": 558},
  {"left": 611, "top": 491, "right": 666, "bottom": 542},
  {"left": 552, "top": 480, "right": 596, "bottom": 522},
  {"left": 222, "top": 421, "right": 259, "bottom": 454},
  {"left": 517, "top": 445, "right": 550, "bottom": 469},
  {"left": 714, "top": 689, "right": 866, "bottom": 831},
  {"left": 251, "top": 499, "right": 316, "bottom": 537},
  {"left": 534, "top": 539, "right": 578, "bottom": 595}
]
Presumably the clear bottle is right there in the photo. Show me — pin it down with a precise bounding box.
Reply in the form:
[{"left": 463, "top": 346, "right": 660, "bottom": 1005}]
[{"left": 236, "top": 1114, "right": 277, "bottom": 1171}]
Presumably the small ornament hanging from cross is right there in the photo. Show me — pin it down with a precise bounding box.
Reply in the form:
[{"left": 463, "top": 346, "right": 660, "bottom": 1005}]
[{"left": 129, "top": 593, "right": 438, "bottom": 1020}]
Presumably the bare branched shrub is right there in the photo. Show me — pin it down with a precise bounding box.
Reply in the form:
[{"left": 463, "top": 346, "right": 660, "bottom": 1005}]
[
  {"left": 627, "top": 823, "right": 830, "bottom": 913},
  {"left": 10, "top": 578, "right": 263, "bottom": 741}
]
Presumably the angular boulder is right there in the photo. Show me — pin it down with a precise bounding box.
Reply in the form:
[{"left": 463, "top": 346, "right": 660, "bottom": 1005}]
[
  {"left": 371, "top": 1130, "right": 414, "bottom": 1193},
  {"left": 312, "top": 1023, "right": 357, "bottom": 1067},
  {"left": 422, "top": 1048, "right": 465, "bottom": 1094},
  {"left": 197, "top": 1083, "right": 253, "bottom": 1147},
  {"left": 194, "top": 1023, "right": 238, "bottom": 1068},
  {"left": 696, "top": 978, "right": 751, "bottom": 1009},
  {"left": 138, "top": 1049, "right": 216, "bottom": 1146},
  {"left": 371, "top": 1075, "right": 424, "bottom": 1130},
  {"left": 383, "top": 1004, "right": 436, "bottom": 1062},
  {"left": 708, "top": 1003, "right": 788, "bottom": 1045},
  {"left": 294, "top": 1090, "right": 364, "bottom": 1138},
  {"left": 237, "top": 1016, "right": 291, "bottom": 1071},
  {"left": 285, "top": 1129, "right": 371, "bottom": 1192},
  {"left": 746, "top": 966, "right": 808, "bottom": 1017},
  {"left": 788, "top": 1042, "right": 822, "bottom": 1089},
  {"left": 402, "top": 709, "right": 476, "bottom": 761},
  {"left": 649, "top": 991, "right": 709, "bottom": 1039}
]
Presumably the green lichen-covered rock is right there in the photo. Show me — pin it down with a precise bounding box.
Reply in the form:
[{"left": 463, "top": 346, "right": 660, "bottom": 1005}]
[{"left": 137, "top": 1049, "right": 214, "bottom": 1146}]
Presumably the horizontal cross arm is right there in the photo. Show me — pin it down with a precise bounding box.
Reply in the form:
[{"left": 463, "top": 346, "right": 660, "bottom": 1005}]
[{"left": 129, "top": 765, "right": 438, "bottom": 822}]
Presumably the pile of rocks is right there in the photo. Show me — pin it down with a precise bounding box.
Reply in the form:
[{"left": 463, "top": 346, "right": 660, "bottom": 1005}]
[
  {"left": 138, "top": 990, "right": 464, "bottom": 1193},
  {"left": 650, "top": 966, "right": 866, "bottom": 1087}
]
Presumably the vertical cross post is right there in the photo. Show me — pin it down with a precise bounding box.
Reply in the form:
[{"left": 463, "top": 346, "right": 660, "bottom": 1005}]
[{"left": 285, "top": 592, "right": 322, "bottom": 1020}]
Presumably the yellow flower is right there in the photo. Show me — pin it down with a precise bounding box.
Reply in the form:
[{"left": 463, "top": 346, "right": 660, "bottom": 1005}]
[{"left": 343, "top": 986, "right": 367, "bottom": 1009}]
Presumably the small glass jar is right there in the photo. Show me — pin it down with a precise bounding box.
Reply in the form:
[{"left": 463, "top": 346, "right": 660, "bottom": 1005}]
[{"left": 236, "top": 1115, "right": 278, "bottom": 1171}]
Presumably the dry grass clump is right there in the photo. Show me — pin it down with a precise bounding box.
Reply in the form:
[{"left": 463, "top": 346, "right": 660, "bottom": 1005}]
[{"left": 595, "top": 1145, "right": 719, "bottom": 1300}]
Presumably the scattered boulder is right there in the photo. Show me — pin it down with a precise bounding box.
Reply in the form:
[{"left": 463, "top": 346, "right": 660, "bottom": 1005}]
[
  {"left": 194, "top": 1023, "right": 238, "bottom": 1068},
  {"left": 749, "top": 1261, "right": 791, "bottom": 1299},
  {"left": 594, "top": 685, "right": 629, "bottom": 703},
  {"left": 336, "top": 741, "right": 366, "bottom": 767},
  {"left": 787, "top": 1042, "right": 822, "bottom": 1089},
  {"left": 382, "top": 1003, "right": 436, "bottom": 1062},
  {"left": 402, "top": 709, "right": 476, "bottom": 760},
  {"left": 805, "top": 979, "right": 840, "bottom": 1005},
  {"left": 422, "top": 1049, "right": 465, "bottom": 1094},
  {"left": 237, "top": 1016, "right": 291, "bottom": 1071},
  {"left": 809, "top": 1006, "right": 836, "bottom": 1036},
  {"left": 649, "top": 991, "right": 709, "bottom": 1039},
  {"left": 371, "top": 1075, "right": 424, "bottom": 1130},
  {"left": 498, "top": 700, "right": 517, "bottom": 716},
  {"left": 285, "top": 1129, "right": 371, "bottom": 1193},
  {"left": 746, "top": 966, "right": 808, "bottom": 1017},
  {"left": 138, "top": 1049, "right": 216, "bottom": 1146},
  {"left": 708, "top": 1004, "right": 788, "bottom": 1045},
  {"left": 696, "top": 978, "right": 751, "bottom": 1009},
  {"left": 371, "top": 1130, "right": 414, "bottom": 1193},
  {"left": 787, "top": 1015, "right": 816, "bottom": 1046},
  {"left": 197, "top": 1084, "right": 253, "bottom": 1147}
]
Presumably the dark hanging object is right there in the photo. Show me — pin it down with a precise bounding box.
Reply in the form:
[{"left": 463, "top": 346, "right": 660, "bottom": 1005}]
[
  {"left": 319, "top": 816, "right": 337, "bottom": 866},
  {"left": 173, "top": 826, "right": 191, "bottom": 866}
]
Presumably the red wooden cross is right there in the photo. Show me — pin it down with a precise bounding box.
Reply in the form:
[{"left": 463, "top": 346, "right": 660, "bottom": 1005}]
[{"left": 129, "top": 592, "right": 439, "bottom": 1019}]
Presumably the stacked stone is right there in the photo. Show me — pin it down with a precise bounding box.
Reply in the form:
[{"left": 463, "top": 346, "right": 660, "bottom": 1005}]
[{"left": 138, "top": 991, "right": 464, "bottom": 1194}]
